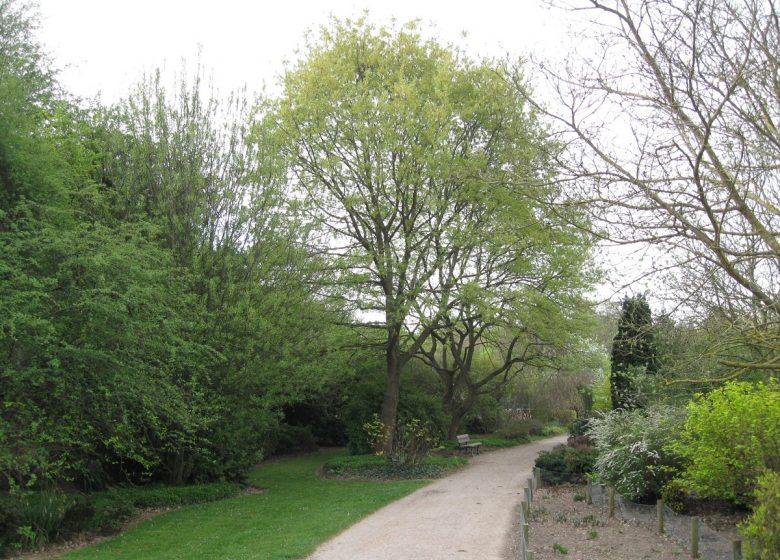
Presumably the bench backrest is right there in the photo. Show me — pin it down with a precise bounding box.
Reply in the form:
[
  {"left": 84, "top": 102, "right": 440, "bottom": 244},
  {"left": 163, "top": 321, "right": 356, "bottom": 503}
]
[{"left": 456, "top": 434, "right": 470, "bottom": 445}]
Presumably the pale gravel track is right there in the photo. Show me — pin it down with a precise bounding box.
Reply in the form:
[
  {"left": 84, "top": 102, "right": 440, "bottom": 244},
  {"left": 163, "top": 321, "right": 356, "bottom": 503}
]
[{"left": 307, "top": 434, "right": 568, "bottom": 560}]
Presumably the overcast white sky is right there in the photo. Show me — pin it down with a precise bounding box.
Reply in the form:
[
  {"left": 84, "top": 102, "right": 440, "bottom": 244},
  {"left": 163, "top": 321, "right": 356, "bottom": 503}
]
[
  {"left": 36, "top": 0, "right": 578, "bottom": 103},
  {"left": 32, "top": 0, "right": 657, "bottom": 306}
]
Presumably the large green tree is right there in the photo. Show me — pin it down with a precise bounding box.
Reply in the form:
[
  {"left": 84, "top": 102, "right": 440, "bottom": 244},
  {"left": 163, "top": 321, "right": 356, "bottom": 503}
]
[
  {"left": 411, "top": 190, "right": 596, "bottom": 437},
  {"left": 255, "top": 18, "right": 567, "bottom": 451}
]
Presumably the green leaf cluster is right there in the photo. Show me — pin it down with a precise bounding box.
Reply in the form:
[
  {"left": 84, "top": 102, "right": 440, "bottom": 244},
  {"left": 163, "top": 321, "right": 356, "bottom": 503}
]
[
  {"left": 672, "top": 380, "right": 780, "bottom": 505},
  {"left": 0, "top": 0, "right": 353, "bottom": 496}
]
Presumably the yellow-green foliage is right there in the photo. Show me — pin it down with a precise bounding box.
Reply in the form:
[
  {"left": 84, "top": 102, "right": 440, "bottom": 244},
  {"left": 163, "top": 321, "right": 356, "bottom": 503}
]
[
  {"left": 673, "top": 381, "right": 780, "bottom": 505},
  {"left": 591, "top": 368, "right": 612, "bottom": 412},
  {"left": 741, "top": 470, "right": 780, "bottom": 560}
]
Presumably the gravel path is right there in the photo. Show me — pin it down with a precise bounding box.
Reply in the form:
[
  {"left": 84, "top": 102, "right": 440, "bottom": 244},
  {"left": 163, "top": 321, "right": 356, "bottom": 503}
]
[{"left": 307, "top": 435, "right": 568, "bottom": 560}]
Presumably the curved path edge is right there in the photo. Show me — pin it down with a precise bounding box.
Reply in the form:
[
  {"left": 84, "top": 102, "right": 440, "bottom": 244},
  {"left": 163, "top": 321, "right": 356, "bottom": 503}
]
[{"left": 307, "top": 434, "right": 568, "bottom": 560}]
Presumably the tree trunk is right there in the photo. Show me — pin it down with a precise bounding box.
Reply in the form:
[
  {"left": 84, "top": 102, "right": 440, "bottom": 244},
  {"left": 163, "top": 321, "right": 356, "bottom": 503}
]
[
  {"left": 380, "top": 329, "right": 402, "bottom": 455},
  {"left": 445, "top": 394, "right": 476, "bottom": 440},
  {"left": 447, "top": 410, "right": 466, "bottom": 440}
]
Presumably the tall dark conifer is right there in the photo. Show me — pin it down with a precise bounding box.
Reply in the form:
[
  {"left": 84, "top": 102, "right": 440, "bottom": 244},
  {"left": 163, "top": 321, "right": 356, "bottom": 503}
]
[{"left": 610, "top": 294, "right": 658, "bottom": 409}]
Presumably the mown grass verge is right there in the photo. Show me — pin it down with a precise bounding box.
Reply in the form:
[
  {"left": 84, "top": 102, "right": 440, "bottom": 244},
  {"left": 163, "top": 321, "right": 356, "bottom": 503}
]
[
  {"left": 322, "top": 454, "right": 466, "bottom": 480},
  {"left": 60, "top": 450, "right": 430, "bottom": 560}
]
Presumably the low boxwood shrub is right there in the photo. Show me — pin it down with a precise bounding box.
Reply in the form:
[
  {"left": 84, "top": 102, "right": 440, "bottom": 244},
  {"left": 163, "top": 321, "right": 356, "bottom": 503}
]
[
  {"left": 535, "top": 444, "right": 597, "bottom": 485},
  {"left": 115, "top": 482, "right": 242, "bottom": 509},
  {"left": 323, "top": 455, "right": 465, "bottom": 480}
]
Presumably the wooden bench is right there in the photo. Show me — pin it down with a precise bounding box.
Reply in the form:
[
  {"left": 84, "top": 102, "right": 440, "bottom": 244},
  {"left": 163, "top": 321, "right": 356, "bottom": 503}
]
[{"left": 456, "top": 434, "right": 482, "bottom": 455}]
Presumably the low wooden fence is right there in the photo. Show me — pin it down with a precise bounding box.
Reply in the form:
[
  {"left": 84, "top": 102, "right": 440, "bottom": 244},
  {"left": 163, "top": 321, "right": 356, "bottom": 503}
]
[{"left": 518, "top": 468, "right": 742, "bottom": 560}]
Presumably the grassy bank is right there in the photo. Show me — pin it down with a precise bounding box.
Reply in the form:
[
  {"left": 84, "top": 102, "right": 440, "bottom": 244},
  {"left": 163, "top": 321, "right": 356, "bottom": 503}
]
[{"left": 61, "top": 450, "right": 429, "bottom": 560}]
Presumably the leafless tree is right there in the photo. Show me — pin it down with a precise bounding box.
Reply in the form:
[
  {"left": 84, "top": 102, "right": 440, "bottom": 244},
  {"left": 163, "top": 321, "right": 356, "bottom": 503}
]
[{"left": 531, "top": 0, "right": 780, "bottom": 378}]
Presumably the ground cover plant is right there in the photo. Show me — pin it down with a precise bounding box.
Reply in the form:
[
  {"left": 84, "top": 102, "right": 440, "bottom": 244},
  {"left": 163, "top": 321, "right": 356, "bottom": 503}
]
[
  {"left": 60, "top": 450, "right": 428, "bottom": 560},
  {"left": 0, "top": 483, "right": 242, "bottom": 554},
  {"left": 322, "top": 454, "right": 466, "bottom": 480}
]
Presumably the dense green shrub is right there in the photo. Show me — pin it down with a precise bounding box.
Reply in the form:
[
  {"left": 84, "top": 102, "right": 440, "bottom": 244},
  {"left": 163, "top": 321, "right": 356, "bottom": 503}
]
[
  {"left": 659, "top": 478, "right": 691, "bottom": 513},
  {"left": 569, "top": 416, "right": 592, "bottom": 438},
  {"left": 463, "top": 395, "right": 503, "bottom": 434},
  {"left": 588, "top": 405, "right": 684, "bottom": 501},
  {"left": 81, "top": 491, "right": 135, "bottom": 534},
  {"left": 741, "top": 470, "right": 780, "bottom": 560},
  {"left": 535, "top": 445, "right": 597, "bottom": 485},
  {"left": 498, "top": 418, "right": 544, "bottom": 439},
  {"left": 271, "top": 424, "right": 318, "bottom": 456},
  {"left": 364, "top": 415, "right": 439, "bottom": 466},
  {"left": 672, "top": 381, "right": 780, "bottom": 505},
  {"left": 343, "top": 368, "right": 446, "bottom": 455},
  {"left": 542, "top": 421, "right": 568, "bottom": 436},
  {"left": 0, "top": 501, "right": 16, "bottom": 556}
]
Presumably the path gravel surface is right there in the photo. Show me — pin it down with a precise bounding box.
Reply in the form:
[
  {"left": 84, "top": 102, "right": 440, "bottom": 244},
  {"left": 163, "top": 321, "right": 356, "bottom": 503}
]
[{"left": 307, "top": 435, "right": 568, "bottom": 560}]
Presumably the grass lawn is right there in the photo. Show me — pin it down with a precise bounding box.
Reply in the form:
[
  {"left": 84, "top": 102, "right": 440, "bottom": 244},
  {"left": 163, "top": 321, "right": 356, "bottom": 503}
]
[{"left": 60, "top": 450, "right": 428, "bottom": 560}]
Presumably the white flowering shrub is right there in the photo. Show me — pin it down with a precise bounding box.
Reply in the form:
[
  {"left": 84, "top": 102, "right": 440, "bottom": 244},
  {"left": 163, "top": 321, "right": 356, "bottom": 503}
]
[{"left": 587, "top": 405, "right": 685, "bottom": 501}]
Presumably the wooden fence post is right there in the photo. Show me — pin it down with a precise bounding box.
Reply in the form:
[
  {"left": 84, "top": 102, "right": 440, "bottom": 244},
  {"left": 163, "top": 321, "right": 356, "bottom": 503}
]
[
  {"left": 525, "top": 486, "right": 532, "bottom": 505},
  {"left": 527, "top": 477, "right": 534, "bottom": 500},
  {"left": 585, "top": 482, "right": 592, "bottom": 504},
  {"left": 608, "top": 486, "right": 616, "bottom": 518},
  {"left": 691, "top": 517, "right": 699, "bottom": 558},
  {"left": 657, "top": 499, "right": 665, "bottom": 535},
  {"left": 523, "top": 522, "right": 529, "bottom": 547},
  {"left": 534, "top": 467, "right": 541, "bottom": 489}
]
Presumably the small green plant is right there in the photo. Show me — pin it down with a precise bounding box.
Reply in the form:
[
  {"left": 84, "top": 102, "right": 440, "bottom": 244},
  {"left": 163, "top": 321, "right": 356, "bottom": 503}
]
[
  {"left": 554, "top": 512, "right": 568, "bottom": 523},
  {"left": 363, "top": 414, "right": 439, "bottom": 466},
  {"left": 587, "top": 529, "right": 598, "bottom": 540},
  {"left": 529, "top": 506, "right": 548, "bottom": 521},
  {"left": 574, "top": 513, "right": 601, "bottom": 528},
  {"left": 6, "top": 490, "right": 71, "bottom": 548},
  {"left": 552, "top": 542, "right": 569, "bottom": 554},
  {"left": 573, "top": 493, "right": 586, "bottom": 502},
  {"left": 740, "top": 470, "right": 780, "bottom": 560}
]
